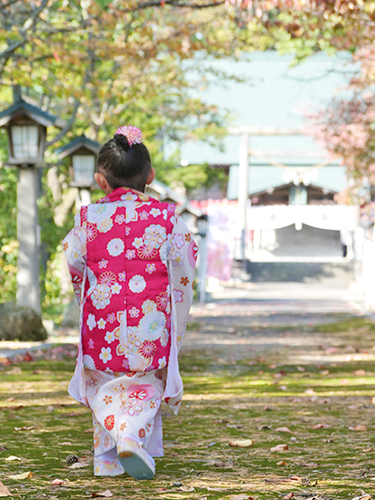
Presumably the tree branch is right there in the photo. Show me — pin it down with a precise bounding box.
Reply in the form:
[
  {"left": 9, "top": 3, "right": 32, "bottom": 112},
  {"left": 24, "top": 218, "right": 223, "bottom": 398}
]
[
  {"left": 118, "top": 0, "right": 225, "bottom": 13},
  {"left": 0, "top": 0, "right": 20, "bottom": 11},
  {"left": 45, "top": 97, "right": 80, "bottom": 147}
]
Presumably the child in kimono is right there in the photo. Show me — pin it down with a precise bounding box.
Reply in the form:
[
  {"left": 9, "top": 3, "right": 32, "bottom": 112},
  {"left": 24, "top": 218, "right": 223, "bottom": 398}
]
[{"left": 63, "top": 125, "right": 197, "bottom": 480}]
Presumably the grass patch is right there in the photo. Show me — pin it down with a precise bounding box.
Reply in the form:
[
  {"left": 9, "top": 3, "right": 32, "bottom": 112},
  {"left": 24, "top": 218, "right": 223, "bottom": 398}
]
[
  {"left": 313, "top": 316, "right": 375, "bottom": 334},
  {"left": 1, "top": 320, "right": 375, "bottom": 499}
]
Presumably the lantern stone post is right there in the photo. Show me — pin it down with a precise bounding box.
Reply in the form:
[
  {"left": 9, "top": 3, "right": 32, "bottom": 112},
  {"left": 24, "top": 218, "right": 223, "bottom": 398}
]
[
  {"left": 56, "top": 135, "right": 100, "bottom": 211},
  {"left": 0, "top": 98, "right": 64, "bottom": 314}
]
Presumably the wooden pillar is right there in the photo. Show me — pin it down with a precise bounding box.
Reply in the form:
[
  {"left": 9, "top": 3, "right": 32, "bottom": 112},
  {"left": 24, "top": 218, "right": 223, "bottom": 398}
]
[
  {"left": 238, "top": 133, "right": 249, "bottom": 260},
  {"left": 17, "top": 167, "right": 41, "bottom": 314},
  {"left": 75, "top": 188, "right": 91, "bottom": 212}
]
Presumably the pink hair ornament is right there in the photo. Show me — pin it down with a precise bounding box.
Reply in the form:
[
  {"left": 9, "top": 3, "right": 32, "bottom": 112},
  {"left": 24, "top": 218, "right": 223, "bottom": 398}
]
[{"left": 115, "top": 125, "right": 144, "bottom": 147}]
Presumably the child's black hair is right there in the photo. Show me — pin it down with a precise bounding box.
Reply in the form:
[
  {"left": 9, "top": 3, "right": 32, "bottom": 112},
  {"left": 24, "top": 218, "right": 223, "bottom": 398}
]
[{"left": 97, "top": 134, "right": 152, "bottom": 192}]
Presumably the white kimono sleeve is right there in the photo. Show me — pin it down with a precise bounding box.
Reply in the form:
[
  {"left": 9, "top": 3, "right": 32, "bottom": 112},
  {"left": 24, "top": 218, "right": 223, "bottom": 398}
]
[
  {"left": 62, "top": 214, "right": 87, "bottom": 304},
  {"left": 169, "top": 215, "right": 198, "bottom": 352}
]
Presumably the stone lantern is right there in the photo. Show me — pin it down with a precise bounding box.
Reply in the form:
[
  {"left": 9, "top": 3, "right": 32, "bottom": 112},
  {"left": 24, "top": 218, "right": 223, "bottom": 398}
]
[
  {"left": 0, "top": 98, "right": 64, "bottom": 314},
  {"left": 57, "top": 135, "right": 100, "bottom": 208}
]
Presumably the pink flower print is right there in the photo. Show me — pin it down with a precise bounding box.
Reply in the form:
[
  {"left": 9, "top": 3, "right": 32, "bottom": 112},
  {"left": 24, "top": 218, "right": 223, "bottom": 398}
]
[
  {"left": 129, "top": 275, "right": 146, "bottom": 293},
  {"left": 126, "top": 249, "right": 136, "bottom": 260},
  {"left": 156, "top": 290, "right": 169, "bottom": 311},
  {"left": 132, "top": 237, "right": 143, "bottom": 249},
  {"left": 139, "top": 210, "right": 149, "bottom": 221},
  {"left": 171, "top": 232, "right": 185, "bottom": 249},
  {"left": 99, "top": 271, "right": 116, "bottom": 287},
  {"left": 99, "top": 259, "right": 108, "bottom": 269},
  {"left": 122, "top": 400, "right": 143, "bottom": 416},
  {"left": 139, "top": 340, "right": 157, "bottom": 359},
  {"left": 91, "top": 284, "right": 112, "bottom": 310},
  {"left": 86, "top": 223, "right": 97, "bottom": 242},
  {"left": 173, "top": 289, "right": 184, "bottom": 303},
  {"left": 107, "top": 313, "right": 116, "bottom": 324},
  {"left": 115, "top": 213, "right": 126, "bottom": 224},
  {"left": 99, "top": 346, "right": 112, "bottom": 364},
  {"left": 150, "top": 208, "right": 161, "bottom": 217},
  {"left": 127, "top": 384, "right": 155, "bottom": 401},
  {"left": 172, "top": 250, "right": 184, "bottom": 266},
  {"left": 81, "top": 206, "right": 88, "bottom": 222},
  {"left": 145, "top": 263, "right": 156, "bottom": 274},
  {"left": 138, "top": 246, "right": 157, "bottom": 260},
  {"left": 118, "top": 271, "right": 126, "bottom": 282},
  {"left": 126, "top": 227, "right": 131, "bottom": 236},
  {"left": 122, "top": 358, "right": 130, "bottom": 370},
  {"left": 107, "top": 238, "right": 125, "bottom": 257},
  {"left": 129, "top": 307, "right": 140, "bottom": 318},
  {"left": 88, "top": 338, "right": 94, "bottom": 349},
  {"left": 144, "top": 225, "right": 166, "bottom": 249}
]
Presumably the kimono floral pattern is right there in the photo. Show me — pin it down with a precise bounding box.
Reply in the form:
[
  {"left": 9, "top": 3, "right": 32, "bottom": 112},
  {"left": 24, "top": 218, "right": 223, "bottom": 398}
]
[
  {"left": 63, "top": 187, "right": 197, "bottom": 374},
  {"left": 63, "top": 187, "right": 197, "bottom": 476},
  {"left": 85, "top": 368, "right": 164, "bottom": 477}
]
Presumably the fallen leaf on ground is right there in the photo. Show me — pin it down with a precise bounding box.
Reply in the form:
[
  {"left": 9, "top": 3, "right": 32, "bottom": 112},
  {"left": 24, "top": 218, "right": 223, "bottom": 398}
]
[
  {"left": 289, "top": 475, "right": 302, "bottom": 481},
  {"left": 354, "top": 369, "right": 366, "bottom": 376},
  {"left": 227, "top": 424, "right": 243, "bottom": 429},
  {"left": 352, "top": 495, "right": 371, "bottom": 500},
  {"left": 271, "top": 444, "right": 289, "bottom": 452},
  {"left": 14, "top": 426, "right": 34, "bottom": 431},
  {"left": 325, "top": 347, "right": 337, "bottom": 354},
  {"left": 0, "top": 481, "right": 11, "bottom": 497},
  {"left": 276, "top": 427, "right": 292, "bottom": 433},
  {"left": 304, "top": 389, "right": 316, "bottom": 396},
  {"left": 60, "top": 442, "right": 73, "bottom": 446},
  {"left": 229, "top": 495, "right": 252, "bottom": 500},
  {"left": 277, "top": 461, "right": 287, "bottom": 466},
  {"left": 371, "top": 396, "right": 375, "bottom": 405},
  {"left": 4, "top": 456, "right": 21, "bottom": 462},
  {"left": 51, "top": 479, "right": 64, "bottom": 486},
  {"left": 178, "top": 486, "right": 195, "bottom": 492},
  {"left": 8, "top": 472, "right": 33, "bottom": 480},
  {"left": 363, "top": 447, "right": 374, "bottom": 453},
  {"left": 229, "top": 439, "right": 253, "bottom": 448},
  {"left": 84, "top": 428, "right": 94, "bottom": 433},
  {"left": 283, "top": 494, "right": 294, "bottom": 500},
  {"left": 349, "top": 425, "right": 367, "bottom": 432},
  {"left": 91, "top": 491, "right": 113, "bottom": 498},
  {"left": 311, "top": 423, "right": 329, "bottom": 429},
  {"left": 69, "top": 462, "right": 87, "bottom": 469}
]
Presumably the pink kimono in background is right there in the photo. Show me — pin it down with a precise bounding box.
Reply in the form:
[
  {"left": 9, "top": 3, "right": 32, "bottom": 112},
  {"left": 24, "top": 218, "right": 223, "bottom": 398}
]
[{"left": 63, "top": 187, "right": 197, "bottom": 476}]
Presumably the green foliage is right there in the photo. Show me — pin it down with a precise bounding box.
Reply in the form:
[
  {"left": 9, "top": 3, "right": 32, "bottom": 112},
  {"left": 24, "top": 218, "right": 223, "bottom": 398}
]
[
  {"left": 1, "top": 315, "right": 375, "bottom": 498},
  {"left": 0, "top": 164, "right": 18, "bottom": 303}
]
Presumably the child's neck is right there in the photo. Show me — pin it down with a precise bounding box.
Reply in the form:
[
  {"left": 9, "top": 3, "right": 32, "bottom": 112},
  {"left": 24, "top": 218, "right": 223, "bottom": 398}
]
[{"left": 103, "top": 185, "right": 145, "bottom": 196}]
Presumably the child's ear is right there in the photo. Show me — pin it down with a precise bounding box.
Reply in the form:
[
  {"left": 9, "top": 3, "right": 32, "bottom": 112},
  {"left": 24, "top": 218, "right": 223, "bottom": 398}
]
[
  {"left": 94, "top": 172, "right": 109, "bottom": 192},
  {"left": 146, "top": 167, "right": 155, "bottom": 185}
]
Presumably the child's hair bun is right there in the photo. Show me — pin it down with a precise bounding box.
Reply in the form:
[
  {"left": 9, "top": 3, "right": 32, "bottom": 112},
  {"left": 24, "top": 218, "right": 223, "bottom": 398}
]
[{"left": 114, "top": 133, "right": 131, "bottom": 151}]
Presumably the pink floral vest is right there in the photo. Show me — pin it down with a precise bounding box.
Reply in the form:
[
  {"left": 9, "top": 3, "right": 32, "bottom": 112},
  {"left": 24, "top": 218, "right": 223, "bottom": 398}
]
[{"left": 80, "top": 188, "right": 175, "bottom": 373}]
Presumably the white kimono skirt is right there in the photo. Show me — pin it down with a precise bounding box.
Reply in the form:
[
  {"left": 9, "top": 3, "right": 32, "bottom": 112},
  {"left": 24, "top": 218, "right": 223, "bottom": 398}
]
[{"left": 64, "top": 214, "right": 196, "bottom": 476}]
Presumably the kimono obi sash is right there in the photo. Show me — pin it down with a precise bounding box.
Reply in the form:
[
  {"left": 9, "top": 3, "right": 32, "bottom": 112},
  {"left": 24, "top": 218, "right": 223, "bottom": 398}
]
[{"left": 81, "top": 188, "right": 175, "bottom": 373}]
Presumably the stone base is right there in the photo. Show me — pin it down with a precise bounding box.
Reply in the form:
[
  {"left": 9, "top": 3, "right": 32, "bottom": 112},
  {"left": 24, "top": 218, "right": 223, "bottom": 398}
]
[{"left": 0, "top": 302, "right": 47, "bottom": 341}]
